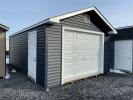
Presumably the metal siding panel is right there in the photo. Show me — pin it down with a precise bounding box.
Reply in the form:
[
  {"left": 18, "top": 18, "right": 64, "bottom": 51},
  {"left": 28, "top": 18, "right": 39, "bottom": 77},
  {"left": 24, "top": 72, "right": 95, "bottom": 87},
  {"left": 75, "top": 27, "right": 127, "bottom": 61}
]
[
  {"left": 104, "top": 36, "right": 114, "bottom": 73},
  {"left": 46, "top": 24, "right": 62, "bottom": 87},
  {"left": 112, "top": 28, "right": 133, "bottom": 40},
  {"left": 61, "top": 20, "right": 100, "bottom": 31},
  {"left": 61, "top": 14, "right": 101, "bottom": 32},
  {"left": 10, "top": 25, "right": 46, "bottom": 87},
  {"left": 46, "top": 13, "right": 102, "bottom": 88},
  {"left": 36, "top": 25, "right": 46, "bottom": 87},
  {"left": 10, "top": 32, "right": 28, "bottom": 74}
]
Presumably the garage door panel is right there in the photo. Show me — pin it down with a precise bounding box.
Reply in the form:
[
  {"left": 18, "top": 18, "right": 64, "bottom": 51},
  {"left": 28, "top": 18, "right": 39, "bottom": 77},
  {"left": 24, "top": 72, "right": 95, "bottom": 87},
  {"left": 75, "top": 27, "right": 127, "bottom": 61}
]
[
  {"left": 115, "top": 40, "right": 132, "bottom": 72},
  {"left": 64, "top": 40, "right": 75, "bottom": 43},
  {"left": 64, "top": 31, "right": 74, "bottom": 39},
  {"left": 77, "top": 33, "right": 85, "bottom": 40},
  {"left": 64, "top": 52, "right": 76, "bottom": 57},
  {"left": 64, "top": 44, "right": 75, "bottom": 51},
  {"left": 64, "top": 57, "right": 74, "bottom": 64},
  {"left": 63, "top": 69, "right": 99, "bottom": 80},
  {"left": 62, "top": 27, "right": 103, "bottom": 84}
]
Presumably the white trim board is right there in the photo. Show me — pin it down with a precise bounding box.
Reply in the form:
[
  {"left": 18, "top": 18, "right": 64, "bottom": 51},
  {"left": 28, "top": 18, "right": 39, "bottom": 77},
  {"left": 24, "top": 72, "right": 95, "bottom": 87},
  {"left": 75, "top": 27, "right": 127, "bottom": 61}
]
[
  {"left": 10, "top": 7, "right": 117, "bottom": 37},
  {"left": 62, "top": 26, "right": 104, "bottom": 84}
]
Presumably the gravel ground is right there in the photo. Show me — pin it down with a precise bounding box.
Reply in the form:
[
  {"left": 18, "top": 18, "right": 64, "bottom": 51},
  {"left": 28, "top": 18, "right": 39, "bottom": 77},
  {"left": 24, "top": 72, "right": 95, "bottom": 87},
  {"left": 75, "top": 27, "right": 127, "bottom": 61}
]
[{"left": 0, "top": 68, "right": 133, "bottom": 100}]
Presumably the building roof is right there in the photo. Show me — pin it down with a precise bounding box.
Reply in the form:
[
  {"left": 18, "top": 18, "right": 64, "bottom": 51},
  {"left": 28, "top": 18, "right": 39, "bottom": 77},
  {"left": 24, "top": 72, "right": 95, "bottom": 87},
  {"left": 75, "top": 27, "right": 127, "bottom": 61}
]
[
  {"left": 10, "top": 6, "right": 117, "bottom": 37},
  {"left": 116, "top": 25, "right": 133, "bottom": 30},
  {"left": 0, "top": 24, "right": 9, "bottom": 31}
]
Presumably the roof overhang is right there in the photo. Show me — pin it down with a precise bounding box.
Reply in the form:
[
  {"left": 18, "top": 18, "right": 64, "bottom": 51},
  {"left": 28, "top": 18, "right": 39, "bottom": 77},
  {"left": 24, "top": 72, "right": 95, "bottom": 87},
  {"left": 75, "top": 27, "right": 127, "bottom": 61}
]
[
  {"left": 10, "top": 7, "right": 117, "bottom": 37},
  {"left": 116, "top": 25, "right": 133, "bottom": 30},
  {"left": 0, "top": 24, "right": 9, "bottom": 31},
  {"left": 48, "top": 7, "right": 117, "bottom": 34}
]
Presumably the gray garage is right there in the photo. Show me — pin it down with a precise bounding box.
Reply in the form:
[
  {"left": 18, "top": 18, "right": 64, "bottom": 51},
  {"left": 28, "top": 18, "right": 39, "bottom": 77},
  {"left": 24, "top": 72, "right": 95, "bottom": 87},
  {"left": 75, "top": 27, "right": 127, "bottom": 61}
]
[{"left": 9, "top": 7, "right": 117, "bottom": 89}]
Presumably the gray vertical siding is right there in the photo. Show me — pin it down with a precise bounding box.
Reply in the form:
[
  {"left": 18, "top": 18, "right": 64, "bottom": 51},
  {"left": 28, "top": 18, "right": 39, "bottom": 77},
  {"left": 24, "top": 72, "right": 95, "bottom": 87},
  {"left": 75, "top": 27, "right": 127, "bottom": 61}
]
[
  {"left": 10, "top": 25, "right": 46, "bottom": 87},
  {"left": 46, "top": 13, "right": 102, "bottom": 88}
]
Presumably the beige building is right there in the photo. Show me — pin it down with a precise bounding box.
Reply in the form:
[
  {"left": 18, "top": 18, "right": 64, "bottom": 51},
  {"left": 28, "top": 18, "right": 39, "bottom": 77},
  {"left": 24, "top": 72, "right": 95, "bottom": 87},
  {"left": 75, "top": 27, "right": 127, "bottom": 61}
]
[{"left": 0, "top": 24, "right": 9, "bottom": 78}]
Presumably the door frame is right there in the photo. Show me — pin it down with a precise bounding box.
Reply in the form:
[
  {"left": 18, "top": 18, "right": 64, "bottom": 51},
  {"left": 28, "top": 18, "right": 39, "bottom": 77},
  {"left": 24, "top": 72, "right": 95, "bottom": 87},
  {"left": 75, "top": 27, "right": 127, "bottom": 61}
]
[
  {"left": 61, "top": 26, "right": 104, "bottom": 84},
  {"left": 114, "top": 40, "right": 133, "bottom": 73},
  {"left": 28, "top": 31, "right": 37, "bottom": 82}
]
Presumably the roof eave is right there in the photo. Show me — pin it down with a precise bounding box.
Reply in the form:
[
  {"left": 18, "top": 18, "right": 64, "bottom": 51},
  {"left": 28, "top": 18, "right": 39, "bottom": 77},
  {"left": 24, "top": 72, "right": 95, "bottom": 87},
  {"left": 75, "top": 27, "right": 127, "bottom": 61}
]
[
  {"left": 10, "top": 6, "right": 117, "bottom": 37},
  {"left": 0, "top": 24, "right": 9, "bottom": 31},
  {"left": 49, "top": 7, "right": 117, "bottom": 34},
  {"left": 108, "top": 30, "right": 117, "bottom": 34},
  {"left": 9, "top": 19, "right": 54, "bottom": 37}
]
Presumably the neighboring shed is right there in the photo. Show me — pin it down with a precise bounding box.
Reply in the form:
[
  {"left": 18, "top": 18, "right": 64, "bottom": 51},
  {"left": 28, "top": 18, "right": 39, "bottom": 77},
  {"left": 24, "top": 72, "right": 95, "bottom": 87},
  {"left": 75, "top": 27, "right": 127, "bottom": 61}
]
[
  {"left": 0, "top": 24, "right": 9, "bottom": 78},
  {"left": 9, "top": 7, "right": 117, "bottom": 89},
  {"left": 112, "top": 26, "right": 133, "bottom": 73}
]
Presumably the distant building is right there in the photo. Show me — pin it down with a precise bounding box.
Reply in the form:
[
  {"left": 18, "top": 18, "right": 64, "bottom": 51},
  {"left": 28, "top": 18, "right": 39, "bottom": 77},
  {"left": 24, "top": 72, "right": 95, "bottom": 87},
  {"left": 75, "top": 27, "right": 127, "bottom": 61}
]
[{"left": 0, "top": 23, "right": 9, "bottom": 78}]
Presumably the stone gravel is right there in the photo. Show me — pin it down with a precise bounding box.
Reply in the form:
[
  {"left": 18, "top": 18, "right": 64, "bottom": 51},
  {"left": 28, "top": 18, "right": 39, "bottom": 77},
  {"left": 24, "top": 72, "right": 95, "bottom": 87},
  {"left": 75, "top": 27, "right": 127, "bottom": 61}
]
[{"left": 0, "top": 70, "right": 133, "bottom": 100}]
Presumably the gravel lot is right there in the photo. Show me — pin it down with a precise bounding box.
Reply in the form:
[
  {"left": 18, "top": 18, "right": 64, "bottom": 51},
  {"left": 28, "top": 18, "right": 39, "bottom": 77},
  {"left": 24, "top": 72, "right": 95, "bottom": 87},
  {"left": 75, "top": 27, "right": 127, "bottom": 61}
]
[{"left": 0, "top": 68, "right": 133, "bottom": 100}]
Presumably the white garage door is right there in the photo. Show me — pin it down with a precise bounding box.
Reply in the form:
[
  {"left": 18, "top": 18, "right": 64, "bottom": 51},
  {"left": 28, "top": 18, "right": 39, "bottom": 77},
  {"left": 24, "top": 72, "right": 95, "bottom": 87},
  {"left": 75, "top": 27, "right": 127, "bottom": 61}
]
[
  {"left": 62, "top": 27, "right": 104, "bottom": 84},
  {"left": 115, "top": 40, "right": 132, "bottom": 72}
]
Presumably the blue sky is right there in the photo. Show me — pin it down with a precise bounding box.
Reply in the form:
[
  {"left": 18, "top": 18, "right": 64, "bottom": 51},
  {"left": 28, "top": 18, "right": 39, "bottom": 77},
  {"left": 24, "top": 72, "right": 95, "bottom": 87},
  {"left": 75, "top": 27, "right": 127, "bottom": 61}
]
[{"left": 0, "top": 0, "right": 133, "bottom": 38}]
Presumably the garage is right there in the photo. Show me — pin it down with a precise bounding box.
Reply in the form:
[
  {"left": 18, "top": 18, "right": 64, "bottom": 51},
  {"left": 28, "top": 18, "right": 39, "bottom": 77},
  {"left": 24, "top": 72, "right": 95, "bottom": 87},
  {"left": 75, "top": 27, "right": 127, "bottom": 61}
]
[
  {"left": 9, "top": 7, "right": 117, "bottom": 89},
  {"left": 62, "top": 27, "right": 104, "bottom": 84}
]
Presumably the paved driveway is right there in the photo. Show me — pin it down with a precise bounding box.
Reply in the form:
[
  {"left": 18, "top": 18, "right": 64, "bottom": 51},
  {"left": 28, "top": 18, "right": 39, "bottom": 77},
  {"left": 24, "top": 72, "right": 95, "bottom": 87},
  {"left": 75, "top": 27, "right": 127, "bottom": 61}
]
[{"left": 0, "top": 70, "right": 133, "bottom": 100}]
